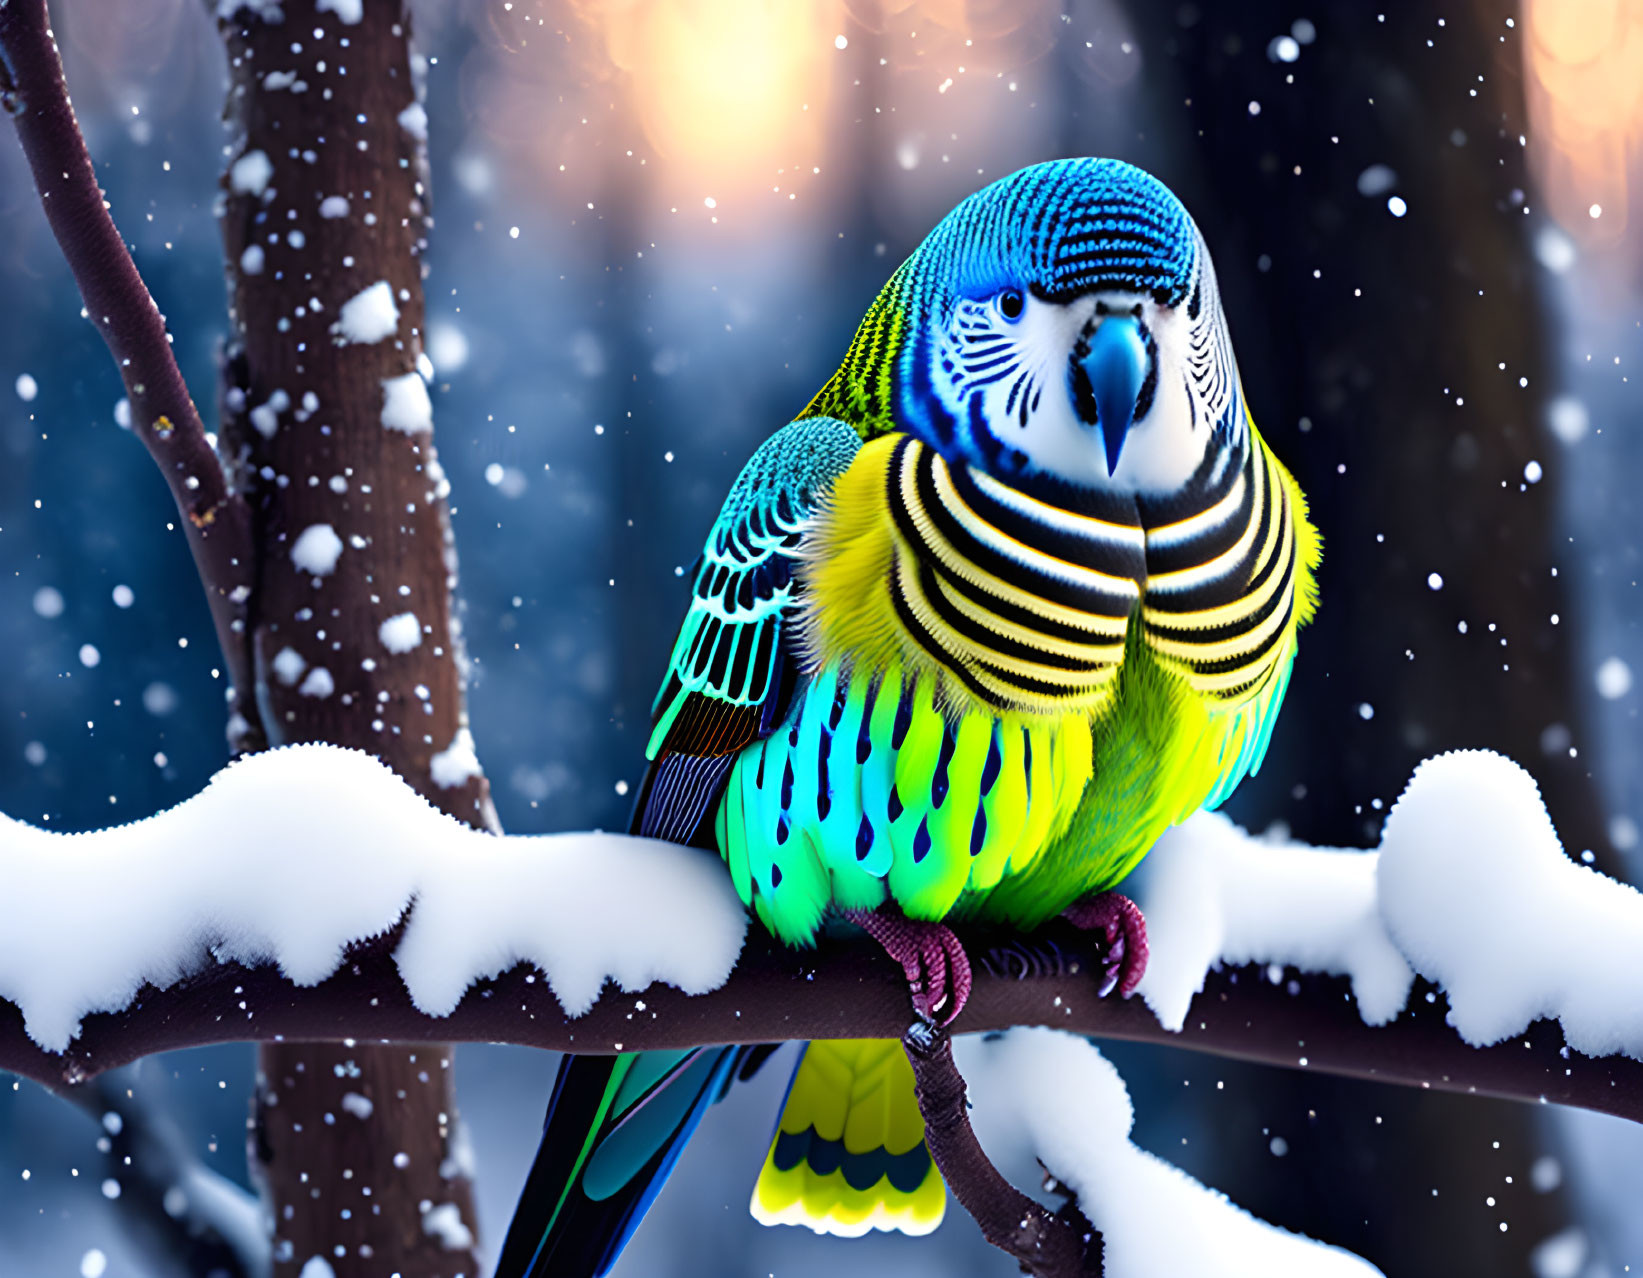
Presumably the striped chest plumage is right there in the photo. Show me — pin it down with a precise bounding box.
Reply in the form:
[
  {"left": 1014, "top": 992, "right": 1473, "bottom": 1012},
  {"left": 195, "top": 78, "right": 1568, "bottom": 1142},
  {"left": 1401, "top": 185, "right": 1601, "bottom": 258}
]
[
  {"left": 799, "top": 428, "right": 1296, "bottom": 718},
  {"left": 881, "top": 436, "right": 1143, "bottom": 714},
  {"left": 1140, "top": 424, "right": 1305, "bottom": 707},
  {"left": 684, "top": 159, "right": 1321, "bottom": 947},
  {"left": 710, "top": 421, "right": 1315, "bottom": 944}
]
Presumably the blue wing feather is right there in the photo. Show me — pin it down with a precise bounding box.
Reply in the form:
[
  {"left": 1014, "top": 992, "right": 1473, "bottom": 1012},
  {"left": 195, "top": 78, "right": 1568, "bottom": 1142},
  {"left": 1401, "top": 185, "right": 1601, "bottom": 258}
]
[{"left": 496, "top": 1049, "right": 743, "bottom": 1278}]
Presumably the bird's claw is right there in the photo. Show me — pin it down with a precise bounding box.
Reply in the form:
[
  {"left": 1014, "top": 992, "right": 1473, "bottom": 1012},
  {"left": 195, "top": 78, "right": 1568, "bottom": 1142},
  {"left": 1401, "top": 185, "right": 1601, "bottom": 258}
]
[
  {"left": 843, "top": 907, "right": 974, "bottom": 1028},
  {"left": 1062, "top": 891, "right": 1149, "bottom": 999}
]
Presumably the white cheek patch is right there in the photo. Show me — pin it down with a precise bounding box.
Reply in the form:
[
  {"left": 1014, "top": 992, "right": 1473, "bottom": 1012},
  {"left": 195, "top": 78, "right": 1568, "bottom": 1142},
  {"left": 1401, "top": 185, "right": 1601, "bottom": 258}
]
[
  {"left": 928, "top": 288, "right": 1230, "bottom": 496},
  {"left": 934, "top": 298, "right": 1068, "bottom": 428},
  {"left": 1001, "top": 371, "right": 1110, "bottom": 482},
  {"left": 932, "top": 295, "right": 1108, "bottom": 480}
]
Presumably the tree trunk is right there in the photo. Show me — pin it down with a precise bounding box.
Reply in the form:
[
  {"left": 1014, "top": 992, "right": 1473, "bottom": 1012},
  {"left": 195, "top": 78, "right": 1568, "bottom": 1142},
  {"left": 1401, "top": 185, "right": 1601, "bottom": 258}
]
[{"left": 213, "top": 0, "right": 493, "bottom": 1271}]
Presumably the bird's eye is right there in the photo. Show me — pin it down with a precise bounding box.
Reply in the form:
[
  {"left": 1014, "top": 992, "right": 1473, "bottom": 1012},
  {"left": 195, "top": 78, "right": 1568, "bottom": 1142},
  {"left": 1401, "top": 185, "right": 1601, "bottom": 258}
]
[{"left": 995, "top": 288, "right": 1025, "bottom": 322}]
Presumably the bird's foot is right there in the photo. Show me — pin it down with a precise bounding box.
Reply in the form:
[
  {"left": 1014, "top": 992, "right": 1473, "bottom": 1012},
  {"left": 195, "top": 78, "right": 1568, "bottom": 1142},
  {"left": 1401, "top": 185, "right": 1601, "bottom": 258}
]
[
  {"left": 843, "top": 907, "right": 973, "bottom": 1027},
  {"left": 1062, "top": 891, "right": 1149, "bottom": 999}
]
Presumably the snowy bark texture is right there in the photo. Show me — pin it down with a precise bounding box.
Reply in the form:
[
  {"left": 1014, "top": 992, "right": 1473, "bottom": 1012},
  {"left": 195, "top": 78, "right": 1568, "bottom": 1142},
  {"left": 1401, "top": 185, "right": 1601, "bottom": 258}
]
[{"left": 212, "top": 0, "right": 489, "bottom": 1272}]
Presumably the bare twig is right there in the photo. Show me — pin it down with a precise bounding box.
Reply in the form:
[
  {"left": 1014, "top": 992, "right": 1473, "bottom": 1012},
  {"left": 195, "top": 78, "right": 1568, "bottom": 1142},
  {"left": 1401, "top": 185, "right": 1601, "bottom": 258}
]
[
  {"left": 1, "top": 928, "right": 1640, "bottom": 1126},
  {"left": 0, "top": 0, "right": 263, "bottom": 753},
  {"left": 904, "top": 1027, "right": 1103, "bottom": 1277}
]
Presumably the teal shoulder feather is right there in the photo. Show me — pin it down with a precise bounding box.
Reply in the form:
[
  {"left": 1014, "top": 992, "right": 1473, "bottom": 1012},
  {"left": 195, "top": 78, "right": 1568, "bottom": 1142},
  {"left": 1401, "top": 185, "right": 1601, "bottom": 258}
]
[
  {"left": 635, "top": 417, "right": 860, "bottom": 844},
  {"left": 647, "top": 417, "right": 861, "bottom": 760}
]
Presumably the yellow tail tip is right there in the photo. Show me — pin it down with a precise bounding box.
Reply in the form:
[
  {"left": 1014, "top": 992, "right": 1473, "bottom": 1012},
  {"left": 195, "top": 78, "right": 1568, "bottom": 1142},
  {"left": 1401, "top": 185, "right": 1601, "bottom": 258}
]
[
  {"left": 750, "top": 1148, "right": 945, "bottom": 1238},
  {"left": 750, "top": 1038, "right": 947, "bottom": 1239}
]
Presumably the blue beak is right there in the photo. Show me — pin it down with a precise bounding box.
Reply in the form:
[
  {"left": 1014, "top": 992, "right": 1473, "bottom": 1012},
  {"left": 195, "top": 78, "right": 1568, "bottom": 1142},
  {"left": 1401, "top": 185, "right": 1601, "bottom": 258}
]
[{"left": 1081, "top": 315, "right": 1148, "bottom": 476}]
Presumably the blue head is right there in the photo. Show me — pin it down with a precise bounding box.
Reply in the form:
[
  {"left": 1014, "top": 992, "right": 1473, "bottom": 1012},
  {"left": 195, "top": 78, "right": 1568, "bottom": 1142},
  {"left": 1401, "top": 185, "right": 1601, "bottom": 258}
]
[{"left": 892, "top": 158, "right": 1242, "bottom": 494}]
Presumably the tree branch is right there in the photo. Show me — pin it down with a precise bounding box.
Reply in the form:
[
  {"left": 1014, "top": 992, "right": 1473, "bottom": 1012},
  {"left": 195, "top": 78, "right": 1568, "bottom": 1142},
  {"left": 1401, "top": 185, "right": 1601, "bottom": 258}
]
[
  {"left": 904, "top": 1027, "right": 1102, "bottom": 1277},
  {"left": 2, "top": 927, "right": 1639, "bottom": 1127},
  {"left": 0, "top": 0, "right": 263, "bottom": 753}
]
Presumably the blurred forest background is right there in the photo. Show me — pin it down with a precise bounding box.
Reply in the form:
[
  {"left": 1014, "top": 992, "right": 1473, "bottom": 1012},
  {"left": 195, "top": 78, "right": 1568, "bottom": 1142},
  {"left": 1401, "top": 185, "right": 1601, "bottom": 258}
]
[{"left": 2, "top": 0, "right": 1640, "bottom": 1274}]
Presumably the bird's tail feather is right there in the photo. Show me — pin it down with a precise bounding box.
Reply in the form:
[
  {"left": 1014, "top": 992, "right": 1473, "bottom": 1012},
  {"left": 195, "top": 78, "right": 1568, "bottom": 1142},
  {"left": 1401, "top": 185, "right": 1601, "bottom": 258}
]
[
  {"left": 751, "top": 1038, "right": 945, "bottom": 1237},
  {"left": 495, "top": 1046, "right": 741, "bottom": 1278}
]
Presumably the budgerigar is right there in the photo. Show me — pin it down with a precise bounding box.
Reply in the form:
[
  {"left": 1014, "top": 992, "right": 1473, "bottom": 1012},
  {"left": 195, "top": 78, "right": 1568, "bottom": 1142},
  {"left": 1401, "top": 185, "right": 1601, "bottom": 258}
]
[{"left": 496, "top": 157, "right": 1320, "bottom": 1277}]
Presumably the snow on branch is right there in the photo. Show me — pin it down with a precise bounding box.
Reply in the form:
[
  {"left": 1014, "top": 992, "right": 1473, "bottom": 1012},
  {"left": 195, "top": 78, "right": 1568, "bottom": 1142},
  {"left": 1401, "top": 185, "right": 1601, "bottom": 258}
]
[
  {"left": 1378, "top": 752, "right": 1643, "bottom": 1058},
  {"left": 961, "top": 1029, "right": 1383, "bottom": 1278},
  {"left": 1130, "top": 814, "right": 1413, "bottom": 1032},
  {"left": 1132, "top": 750, "right": 1643, "bottom": 1063},
  {"left": 904, "top": 1029, "right": 1103, "bottom": 1276},
  {"left": 2, "top": 746, "right": 1643, "bottom": 1134},
  {"left": 0, "top": 746, "right": 745, "bottom": 1054}
]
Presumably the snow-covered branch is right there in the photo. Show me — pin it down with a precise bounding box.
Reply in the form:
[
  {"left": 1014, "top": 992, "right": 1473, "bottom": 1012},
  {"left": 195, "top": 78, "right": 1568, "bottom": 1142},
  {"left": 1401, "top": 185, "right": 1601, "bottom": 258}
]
[
  {"left": 2, "top": 745, "right": 1641, "bottom": 1133},
  {"left": 0, "top": 0, "right": 262, "bottom": 752},
  {"left": 961, "top": 1030, "right": 1384, "bottom": 1277}
]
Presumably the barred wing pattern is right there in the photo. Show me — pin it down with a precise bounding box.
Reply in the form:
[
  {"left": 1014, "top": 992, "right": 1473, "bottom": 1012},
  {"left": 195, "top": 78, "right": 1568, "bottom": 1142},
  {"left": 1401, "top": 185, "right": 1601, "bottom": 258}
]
[{"left": 638, "top": 417, "right": 862, "bottom": 844}]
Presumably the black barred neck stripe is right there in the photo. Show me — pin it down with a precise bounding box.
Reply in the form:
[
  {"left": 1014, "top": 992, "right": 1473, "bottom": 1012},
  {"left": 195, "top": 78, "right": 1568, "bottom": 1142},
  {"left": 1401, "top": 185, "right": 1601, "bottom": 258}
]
[
  {"left": 873, "top": 434, "right": 1298, "bottom": 711},
  {"left": 1134, "top": 425, "right": 1248, "bottom": 524},
  {"left": 884, "top": 437, "right": 1144, "bottom": 711},
  {"left": 1139, "top": 444, "right": 1254, "bottom": 577},
  {"left": 1142, "top": 442, "right": 1299, "bottom": 700}
]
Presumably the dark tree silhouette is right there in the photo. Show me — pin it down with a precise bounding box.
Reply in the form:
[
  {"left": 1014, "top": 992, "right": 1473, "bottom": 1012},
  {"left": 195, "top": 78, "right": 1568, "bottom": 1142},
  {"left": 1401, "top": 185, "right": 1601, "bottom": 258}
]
[{"left": 1108, "top": 3, "right": 1592, "bottom": 1272}]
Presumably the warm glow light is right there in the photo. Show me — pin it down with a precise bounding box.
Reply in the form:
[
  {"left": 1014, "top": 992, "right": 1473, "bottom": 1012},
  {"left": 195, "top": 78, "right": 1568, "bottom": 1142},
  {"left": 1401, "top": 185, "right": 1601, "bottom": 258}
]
[
  {"left": 460, "top": 0, "right": 1062, "bottom": 235},
  {"left": 1524, "top": 0, "right": 1643, "bottom": 254},
  {"left": 576, "top": 0, "right": 835, "bottom": 202}
]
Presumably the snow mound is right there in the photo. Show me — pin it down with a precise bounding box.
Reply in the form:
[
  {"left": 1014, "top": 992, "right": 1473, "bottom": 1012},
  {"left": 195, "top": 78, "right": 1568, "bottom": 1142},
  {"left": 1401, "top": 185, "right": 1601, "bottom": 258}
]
[
  {"left": 381, "top": 372, "right": 432, "bottom": 433},
  {"left": 430, "top": 729, "right": 482, "bottom": 789},
  {"left": 332, "top": 280, "right": 399, "bottom": 346},
  {"left": 0, "top": 745, "right": 747, "bottom": 1052},
  {"left": 229, "top": 149, "right": 272, "bottom": 196},
  {"left": 378, "top": 611, "right": 422, "bottom": 653},
  {"left": 1129, "top": 812, "right": 1412, "bottom": 1032},
  {"left": 290, "top": 524, "right": 343, "bottom": 576},
  {"left": 314, "top": 0, "right": 361, "bottom": 22},
  {"left": 1377, "top": 749, "right": 1643, "bottom": 1059},
  {"left": 398, "top": 102, "right": 429, "bottom": 143},
  {"left": 1129, "top": 748, "right": 1640, "bottom": 1063},
  {"left": 959, "top": 1029, "right": 1383, "bottom": 1277}
]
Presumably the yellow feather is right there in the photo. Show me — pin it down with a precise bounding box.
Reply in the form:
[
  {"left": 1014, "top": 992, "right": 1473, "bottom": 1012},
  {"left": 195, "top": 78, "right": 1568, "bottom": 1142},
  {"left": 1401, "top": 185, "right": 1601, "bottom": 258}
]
[{"left": 751, "top": 1040, "right": 946, "bottom": 1239}]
